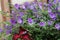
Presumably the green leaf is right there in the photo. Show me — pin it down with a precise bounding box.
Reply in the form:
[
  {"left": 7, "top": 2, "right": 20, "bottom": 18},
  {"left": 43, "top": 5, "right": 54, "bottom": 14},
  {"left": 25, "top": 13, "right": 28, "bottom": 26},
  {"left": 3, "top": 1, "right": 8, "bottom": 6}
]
[
  {"left": 7, "top": 35, "right": 12, "bottom": 40},
  {"left": 18, "top": 38, "right": 21, "bottom": 40}
]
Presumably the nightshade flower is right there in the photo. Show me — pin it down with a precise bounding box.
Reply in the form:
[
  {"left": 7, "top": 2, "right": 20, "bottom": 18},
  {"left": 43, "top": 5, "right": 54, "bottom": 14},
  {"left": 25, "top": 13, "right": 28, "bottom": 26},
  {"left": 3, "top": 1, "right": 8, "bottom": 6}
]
[
  {"left": 58, "top": 0, "right": 60, "bottom": 2},
  {"left": 47, "top": 20, "right": 53, "bottom": 25},
  {"left": 35, "top": 14, "right": 40, "bottom": 18},
  {"left": 39, "top": 22, "right": 46, "bottom": 27},
  {"left": 53, "top": 0, "right": 57, "bottom": 4},
  {"left": 5, "top": 25, "right": 12, "bottom": 29},
  {"left": 52, "top": 17, "right": 57, "bottom": 20},
  {"left": 57, "top": 12, "right": 60, "bottom": 16},
  {"left": 6, "top": 29, "right": 12, "bottom": 34},
  {"left": 32, "top": 1, "right": 37, "bottom": 6},
  {"left": 17, "top": 18, "right": 23, "bottom": 24},
  {"left": 19, "top": 12, "right": 24, "bottom": 17},
  {"left": 38, "top": 2, "right": 42, "bottom": 10},
  {"left": 55, "top": 23, "right": 60, "bottom": 30},
  {"left": 24, "top": 2, "right": 30, "bottom": 7},
  {"left": 48, "top": 13, "right": 56, "bottom": 18},
  {"left": 57, "top": 6, "right": 60, "bottom": 11},
  {"left": 11, "top": 11, "right": 16, "bottom": 18},
  {"left": 14, "top": 4, "right": 20, "bottom": 10},
  {"left": 48, "top": 8, "right": 52, "bottom": 13},
  {"left": 11, "top": 10, "right": 15, "bottom": 13},
  {"left": 21, "top": 5, "right": 26, "bottom": 10},
  {"left": 29, "top": 5, "right": 35, "bottom": 10},
  {"left": 27, "top": 18, "right": 34, "bottom": 25},
  {"left": 0, "top": 28, "right": 3, "bottom": 33},
  {"left": 19, "top": 12, "right": 24, "bottom": 18},
  {"left": 10, "top": 18, "right": 17, "bottom": 25},
  {"left": 48, "top": 3, "right": 53, "bottom": 7}
]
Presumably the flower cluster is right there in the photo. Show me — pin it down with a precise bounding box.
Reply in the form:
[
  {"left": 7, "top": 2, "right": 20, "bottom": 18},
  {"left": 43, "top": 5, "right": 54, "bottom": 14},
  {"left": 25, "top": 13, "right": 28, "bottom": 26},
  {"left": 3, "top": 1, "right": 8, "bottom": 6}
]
[
  {"left": 0, "top": 0, "right": 60, "bottom": 40},
  {"left": 10, "top": 0, "right": 60, "bottom": 30}
]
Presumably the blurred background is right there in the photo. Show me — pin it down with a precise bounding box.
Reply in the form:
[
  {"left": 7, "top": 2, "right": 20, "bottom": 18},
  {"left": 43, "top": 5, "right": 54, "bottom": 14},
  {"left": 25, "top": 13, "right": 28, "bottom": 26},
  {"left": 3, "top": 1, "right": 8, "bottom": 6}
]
[{"left": 0, "top": 0, "right": 34, "bottom": 11}]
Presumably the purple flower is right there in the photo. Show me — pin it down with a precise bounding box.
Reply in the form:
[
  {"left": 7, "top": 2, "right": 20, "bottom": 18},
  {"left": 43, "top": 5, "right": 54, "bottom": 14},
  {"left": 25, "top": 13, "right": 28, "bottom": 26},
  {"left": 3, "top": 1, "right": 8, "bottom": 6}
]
[
  {"left": 47, "top": 20, "right": 53, "bottom": 25},
  {"left": 21, "top": 5, "right": 26, "bottom": 10},
  {"left": 19, "top": 12, "right": 24, "bottom": 17},
  {"left": 6, "top": 29, "right": 12, "bottom": 34},
  {"left": 11, "top": 10, "right": 16, "bottom": 17},
  {"left": 24, "top": 2, "right": 30, "bottom": 7},
  {"left": 57, "top": 12, "right": 60, "bottom": 16},
  {"left": 35, "top": 14, "right": 39, "bottom": 18},
  {"left": 48, "top": 8, "right": 52, "bottom": 13},
  {"left": 39, "top": 22, "right": 46, "bottom": 26},
  {"left": 53, "top": 0, "right": 57, "bottom": 4},
  {"left": 11, "top": 10, "right": 15, "bottom": 13},
  {"left": 55, "top": 23, "right": 60, "bottom": 30},
  {"left": 28, "top": 18, "right": 33, "bottom": 23},
  {"left": 48, "top": 13, "right": 56, "bottom": 18},
  {"left": 11, "top": 11, "right": 16, "bottom": 18},
  {"left": 27, "top": 18, "right": 34, "bottom": 25},
  {"left": 48, "top": 3, "right": 53, "bottom": 7},
  {"left": 10, "top": 18, "right": 16, "bottom": 25},
  {"left": 5, "top": 25, "right": 12, "bottom": 29},
  {"left": 17, "top": 18, "right": 23, "bottom": 24},
  {"left": 32, "top": 9, "right": 37, "bottom": 12},
  {"left": 32, "top": 1, "right": 37, "bottom": 6},
  {"left": 14, "top": 4, "right": 20, "bottom": 10},
  {"left": 51, "top": 17, "right": 57, "bottom": 20},
  {"left": 29, "top": 5, "right": 35, "bottom": 10},
  {"left": 58, "top": 0, "right": 60, "bottom": 2},
  {"left": 0, "top": 28, "right": 3, "bottom": 33},
  {"left": 38, "top": 2, "right": 42, "bottom": 10},
  {"left": 57, "top": 6, "right": 60, "bottom": 11}
]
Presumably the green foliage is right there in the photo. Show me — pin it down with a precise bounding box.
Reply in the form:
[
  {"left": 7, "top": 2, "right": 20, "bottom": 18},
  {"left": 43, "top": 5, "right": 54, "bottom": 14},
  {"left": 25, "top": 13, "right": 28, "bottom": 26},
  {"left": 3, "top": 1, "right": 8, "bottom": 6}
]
[
  {"left": 7, "top": 35, "right": 12, "bottom": 40},
  {"left": 1, "top": 0, "right": 60, "bottom": 40}
]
